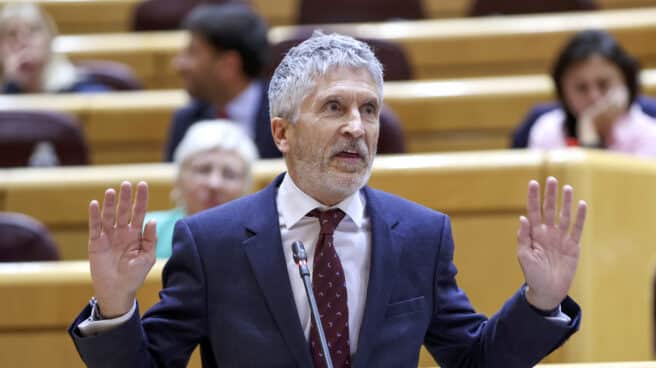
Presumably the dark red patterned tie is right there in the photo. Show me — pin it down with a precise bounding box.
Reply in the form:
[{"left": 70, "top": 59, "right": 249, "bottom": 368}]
[
  {"left": 308, "top": 208, "right": 351, "bottom": 368},
  {"left": 215, "top": 107, "right": 229, "bottom": 119}
]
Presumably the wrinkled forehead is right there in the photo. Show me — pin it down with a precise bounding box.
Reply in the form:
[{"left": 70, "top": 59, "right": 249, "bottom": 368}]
[{"left": 305, "top": 65, "right": 382, "bottom": 101}]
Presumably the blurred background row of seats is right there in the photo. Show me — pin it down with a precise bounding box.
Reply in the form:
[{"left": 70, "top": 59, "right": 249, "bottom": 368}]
[
  {"left": 14, "top": 0, "right": 638, "bottom": 34},
  {"left": 133, "top": 0, "right": 597, "bottom": 30},
  {"left": 2, "top": 3, "right": 656, "bottom": 168},
  {"left": 48, "top": 7, "right": 656, "bottom": 89}
]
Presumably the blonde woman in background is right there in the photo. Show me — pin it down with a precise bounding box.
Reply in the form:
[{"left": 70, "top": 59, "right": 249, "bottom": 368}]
[
  {"left": 0, "top": 3, "right": 108, "bottom": 93},
  {"left": 145, "top": 119, "right": 259, "bottom": 258}
]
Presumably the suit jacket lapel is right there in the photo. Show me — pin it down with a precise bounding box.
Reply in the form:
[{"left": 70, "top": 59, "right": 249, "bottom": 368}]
[
  {"left": 241, "top": 174, "right": 312, "bottom": 367},
  {"left": 353, "top": 187, "right": 401, "bottom": 368}
]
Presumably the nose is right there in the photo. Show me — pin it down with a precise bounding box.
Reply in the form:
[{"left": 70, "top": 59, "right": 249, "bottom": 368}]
[
  {"left": 342, "top": 107, "right": 365, "bottom": 139},
  {"left": 587, "top": 86, "right": 604, "bottom": 105},
  {"left": 207, "top": 170, "right": 224, "bottom": 190}
]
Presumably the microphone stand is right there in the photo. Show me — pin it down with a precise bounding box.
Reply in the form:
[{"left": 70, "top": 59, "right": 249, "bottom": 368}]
[{"left": 292, "top": 240, "right": 333, "bottom": 368}]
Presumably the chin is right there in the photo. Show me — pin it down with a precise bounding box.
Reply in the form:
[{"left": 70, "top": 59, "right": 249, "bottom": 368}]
[{"left": 327, "top": 170, "right": 370, "bottom": 194}]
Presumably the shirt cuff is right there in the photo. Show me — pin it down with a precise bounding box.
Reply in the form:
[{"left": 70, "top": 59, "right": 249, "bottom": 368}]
[
  {"left": 544, "top": 305, "right": 572, "bottom": 324},
  {"left": 521, "top": 285, "right": 572, "bottom": 325},
  {"left": 77, "top": 299, "right": 137, "bottom": 336}
]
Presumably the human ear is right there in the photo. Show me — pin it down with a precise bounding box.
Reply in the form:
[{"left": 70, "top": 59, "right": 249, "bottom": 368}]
[{"left": 271, "top": 117, "right": 291, "bottom": 153}]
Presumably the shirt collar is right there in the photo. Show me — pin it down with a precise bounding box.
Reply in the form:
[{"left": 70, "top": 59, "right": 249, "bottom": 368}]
[
  {"left": 278, "top": 173, "right": 365, "bottom": 229},
  {"left": 225, "top": 80, "right": 261, "bottom": 126}
]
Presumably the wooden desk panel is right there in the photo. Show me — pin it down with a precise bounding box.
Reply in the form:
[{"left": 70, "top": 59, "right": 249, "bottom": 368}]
[
  {"left": 0, "top": 0, "right": 297, "bottom": 35},
  {"left": 12, "top": 0, "right": 656, "bottom": 35},
  {"left": 0, "top": 90, "right": 187, "bottom": 164},
  {"left": 0, "top": 0, "right": 138, "bottom": 34},
  {"left": 50, "top": 8, "right": 656, "bottom": 88},
  {"left": 545, "top": 150, "right": 656, "bottom": 362},
  {"left": 423, "top": 0, "right": 656, "bottom": 18},
  {"left": 54, "top": 31, "right": 186, "bottom": 89},
  {"left": 0, "top": 74, "right": 558, "bottom": 164},
  {"left": 4, "top": 69, "right": 656, "bottom": 163},
  {"left": 299, "top": 8, "right": 656, "bottom": 80},
  {"left": 0, "top": 151, "right": 538, "bottom": 260}
]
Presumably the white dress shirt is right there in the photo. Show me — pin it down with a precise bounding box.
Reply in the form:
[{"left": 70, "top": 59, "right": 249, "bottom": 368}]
[{"left": 277, "top": 174, "right": 371, "bottom": 354}]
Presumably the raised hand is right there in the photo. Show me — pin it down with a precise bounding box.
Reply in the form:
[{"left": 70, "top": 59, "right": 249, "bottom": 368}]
[
  {"left": 517, "top": 177, "right": 587, "bottom": 311},
  {"left": 88, "top": 181, "right": 157, "bottom": 318}
]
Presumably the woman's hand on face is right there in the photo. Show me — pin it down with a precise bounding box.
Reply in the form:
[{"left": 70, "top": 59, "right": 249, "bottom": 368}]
[{"left": 581, "top": 86, "right": 629, "bottom": 140}]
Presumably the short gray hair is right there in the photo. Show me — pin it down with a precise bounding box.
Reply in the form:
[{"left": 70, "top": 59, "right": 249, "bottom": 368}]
[{"left": 268, "top": 31, "right": 384, "bottom": 122}]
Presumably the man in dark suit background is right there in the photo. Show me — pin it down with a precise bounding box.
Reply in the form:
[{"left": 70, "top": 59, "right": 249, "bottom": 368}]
[
  {"left": 164, "top": 4, "right": 279, "bottom": 160},
  {"left": 70, "top": 32, "right": 587, "bottom": 367}
]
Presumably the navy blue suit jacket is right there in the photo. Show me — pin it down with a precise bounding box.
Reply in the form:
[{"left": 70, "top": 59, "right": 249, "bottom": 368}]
[{"left": 70, "top": 174, "right": 580, "bottom": 367}]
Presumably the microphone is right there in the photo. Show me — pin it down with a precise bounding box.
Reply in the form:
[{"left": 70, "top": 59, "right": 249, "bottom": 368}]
[
  {"left": 292, "top": 240, "right": 310, "bottom": 277},
  {"left": 291, "top": 240, "right": 333, "bottom": 368}
]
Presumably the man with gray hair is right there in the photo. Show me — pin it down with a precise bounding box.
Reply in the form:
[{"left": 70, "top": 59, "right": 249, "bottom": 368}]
[{"left": 69, "top": 32, "right": 587, "bottom": 367}]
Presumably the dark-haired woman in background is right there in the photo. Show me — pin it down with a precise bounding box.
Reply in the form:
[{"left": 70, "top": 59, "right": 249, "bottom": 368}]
[{"left": 512, "top": 30, "right": 656, "bottom": 157}]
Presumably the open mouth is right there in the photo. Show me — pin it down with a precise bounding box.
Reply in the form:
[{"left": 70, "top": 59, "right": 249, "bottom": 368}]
[{"left": 335, "top": 149, "right": 362, "bottom": 160}]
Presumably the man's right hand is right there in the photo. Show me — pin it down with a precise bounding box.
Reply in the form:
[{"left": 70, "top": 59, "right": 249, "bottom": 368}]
[{"left": 88, "top": 181, "right": 157, "bottom": 318}]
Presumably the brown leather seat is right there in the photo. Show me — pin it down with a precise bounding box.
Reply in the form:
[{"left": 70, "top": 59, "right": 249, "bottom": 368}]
[
  {"left": 131, "top": 0, "right": 243, "bottom": 31},
  {"left": 267, "top": 31, "right": 413, "bottom": 81},
  {"left": 76, "top": 60, "right": 143, "bottom": 91},
  {"left": 298, "top": 0, "right": 424, "bottom": 24},
  {"left": 0, "top": 212, "right": 59, "bottom": 262},
  {"left": 0, "top": 111, "right": 89, "bottom": 167},
  {"left": 378, "top": 105, "right": 406, "bottom": 154},
  {"left": 469, "top": 0, "right": 597, "bottom": 16}
]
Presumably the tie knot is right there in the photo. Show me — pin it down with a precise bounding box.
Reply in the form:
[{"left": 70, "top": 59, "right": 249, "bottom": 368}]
[{"left": 308, "top": 208, "right": 345, "bottom": 235}]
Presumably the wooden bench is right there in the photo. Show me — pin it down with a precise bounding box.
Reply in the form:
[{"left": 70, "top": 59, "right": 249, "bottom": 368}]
[
  {"left": 1, "top": 0, "right": 138, "bottom": 34},
  {"left": 0, "top": 90, "right": 188, "bottom": 164},
  {"left": 423, "top": 0, "right": 656, "bottom": 18},
  {"left": 2, "top": 70, "right": 656, "bottom": 164},
  {"left": 0, "top": 0, "right": 304, "bottom": 34},
  {"left": 12, "top": 0, "right": 656, "bottom": 34},
  {"left": 1, "top": 149, "right": 656, "bottom": 366},
  {"left": 52, "top": 8, "right": 656, "bottom": 88}
]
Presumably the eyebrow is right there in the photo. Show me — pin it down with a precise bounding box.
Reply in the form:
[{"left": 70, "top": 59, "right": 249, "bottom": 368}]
[
  {"left": 317, "top": 93, "right": 379, "bottom": 104},
  {"left": 363, "top": 97, "right": 379, "bottom": 107},
  {"left": 319, "top": 94, "right": 345, "bottom": 103}
]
